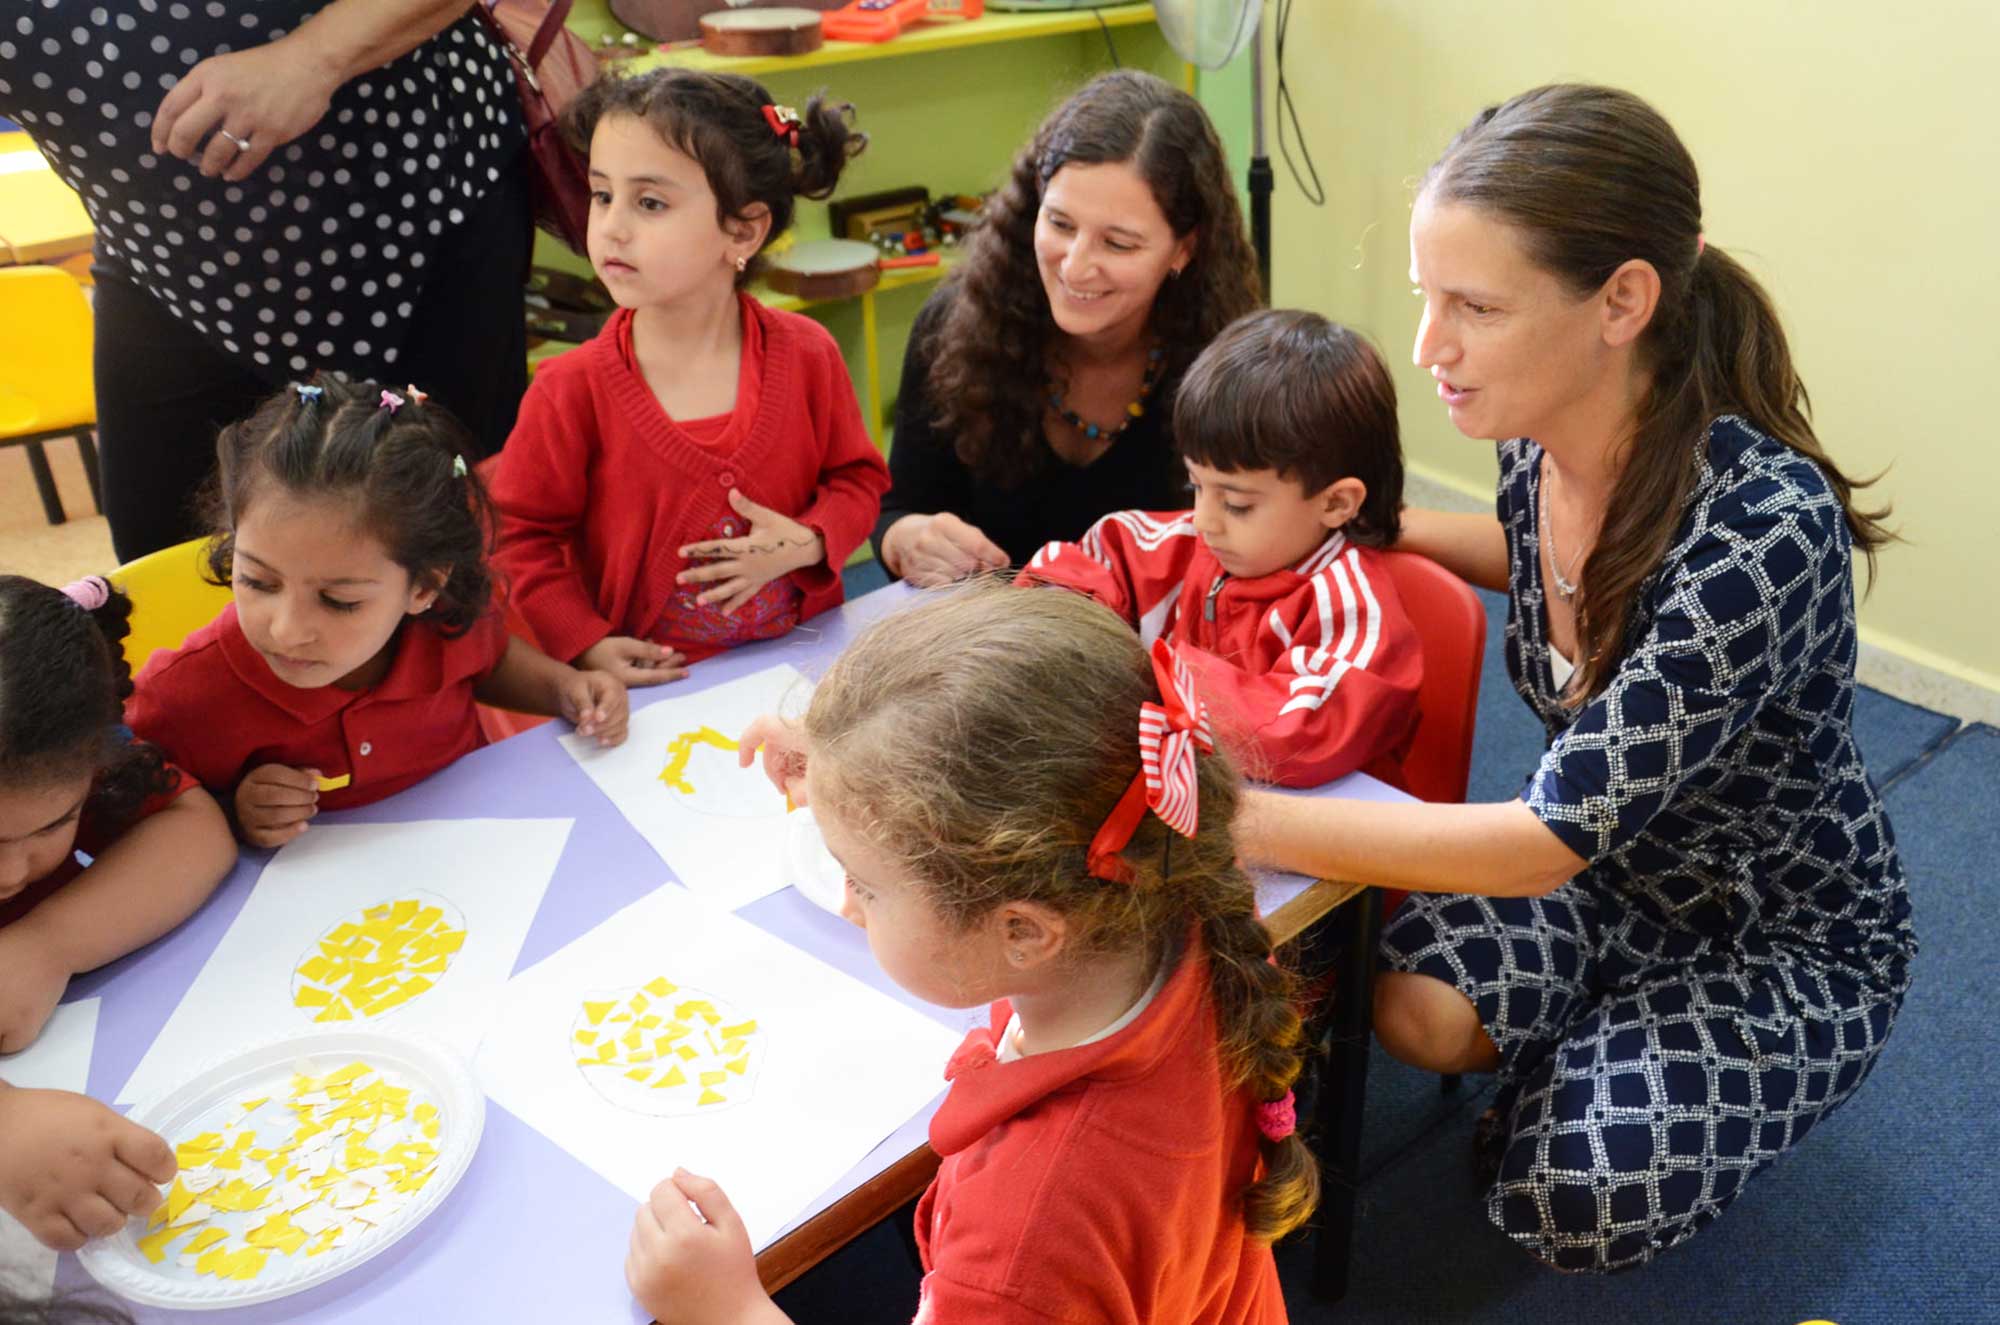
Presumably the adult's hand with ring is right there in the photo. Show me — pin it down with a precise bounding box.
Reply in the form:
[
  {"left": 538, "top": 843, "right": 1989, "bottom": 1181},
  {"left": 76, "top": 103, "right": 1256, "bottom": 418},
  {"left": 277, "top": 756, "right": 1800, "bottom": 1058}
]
[{"left": 152, "top": 35, "right": 341, "bottom": 182}]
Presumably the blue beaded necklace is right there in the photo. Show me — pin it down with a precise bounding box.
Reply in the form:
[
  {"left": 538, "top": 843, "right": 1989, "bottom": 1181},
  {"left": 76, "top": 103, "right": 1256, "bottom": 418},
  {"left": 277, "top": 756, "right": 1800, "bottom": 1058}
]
[{"left": 1048, "top": 346, "right": 1165, "bottom": 443}]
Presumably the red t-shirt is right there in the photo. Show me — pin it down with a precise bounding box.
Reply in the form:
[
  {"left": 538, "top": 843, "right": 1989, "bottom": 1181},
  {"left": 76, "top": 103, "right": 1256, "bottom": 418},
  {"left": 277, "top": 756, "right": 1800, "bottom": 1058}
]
[
  {"left": 913, "top": 935, "right": 1286, "bottom": 1324},
  {"left": 127, "top": 604, "right": 509, "bottom": 811},
  {"left": 0, "top": 758, "right": 194, "bottom": 929}
]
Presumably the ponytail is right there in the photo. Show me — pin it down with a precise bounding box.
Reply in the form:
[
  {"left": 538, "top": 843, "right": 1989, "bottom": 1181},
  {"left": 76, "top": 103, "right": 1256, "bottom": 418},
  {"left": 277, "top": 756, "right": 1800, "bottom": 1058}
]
[
  {"left": 1424, "top": 83, "right": 1893, "bottom": 702},
  {"left": 791, "top": 92, "right": 865, "bottom": 201},
  {"left": 0, "top": 575, "right": 174, "bottom": 830}
]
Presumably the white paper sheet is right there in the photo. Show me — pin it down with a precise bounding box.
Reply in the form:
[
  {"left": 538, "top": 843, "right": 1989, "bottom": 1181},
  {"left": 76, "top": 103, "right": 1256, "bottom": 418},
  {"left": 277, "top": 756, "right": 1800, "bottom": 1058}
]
[
  {"left": 119, "top": 818, "right": 572, "bottom": 1105},
  {"left": 474, "top": 886, "right": 959, "bottom": 1251},
  {"left": 560, "top": 664, "right": 814, "bottom": 911},
  {"left": 0, "top": 999, "right": 101, "bottom": 1296}
]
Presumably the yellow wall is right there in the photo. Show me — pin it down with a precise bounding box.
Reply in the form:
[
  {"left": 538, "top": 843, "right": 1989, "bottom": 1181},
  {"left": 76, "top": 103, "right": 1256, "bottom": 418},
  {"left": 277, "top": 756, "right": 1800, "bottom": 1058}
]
[{"left": 1263, "top": 0, "right": 2000, "bottom": 695}]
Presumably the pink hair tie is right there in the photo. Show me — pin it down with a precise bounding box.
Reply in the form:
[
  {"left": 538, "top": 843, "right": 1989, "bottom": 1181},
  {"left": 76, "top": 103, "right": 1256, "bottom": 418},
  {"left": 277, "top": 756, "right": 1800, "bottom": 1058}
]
[
  {"left": 1696, "top": 232, "right": 1706, "bottom": 258},
  {"left": 1256, "top": 1090, "right": 1298, "bottom": 1142},
  {"left": 379, "top": 389, "right": 405, "bottom": 415},
  {"left": 59, "top": 575, "right": 111, "bottom": 612}
]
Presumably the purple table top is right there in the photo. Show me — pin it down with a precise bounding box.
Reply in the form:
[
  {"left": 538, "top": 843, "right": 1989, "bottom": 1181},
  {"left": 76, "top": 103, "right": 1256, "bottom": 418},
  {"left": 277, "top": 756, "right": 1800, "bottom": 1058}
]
[{"left": 52, "top": 584, "right": 1408, "bottom": 1321}]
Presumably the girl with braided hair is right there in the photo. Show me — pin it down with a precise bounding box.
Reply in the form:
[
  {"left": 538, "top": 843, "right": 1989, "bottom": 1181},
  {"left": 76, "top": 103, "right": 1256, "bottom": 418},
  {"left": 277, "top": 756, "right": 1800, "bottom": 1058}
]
[{"left": 624, "top": 583, "right": 1314, "bottom": 1325}]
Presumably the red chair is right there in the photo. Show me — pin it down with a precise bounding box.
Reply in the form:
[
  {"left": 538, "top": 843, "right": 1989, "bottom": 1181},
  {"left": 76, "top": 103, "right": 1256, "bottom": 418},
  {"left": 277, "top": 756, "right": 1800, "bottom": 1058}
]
[
  {"left": 1310, "top": 550, "right": 1488, "bottom": 1300},
  {"left": 1380, "top": 549, "right": 1487, "bottom": 806}
]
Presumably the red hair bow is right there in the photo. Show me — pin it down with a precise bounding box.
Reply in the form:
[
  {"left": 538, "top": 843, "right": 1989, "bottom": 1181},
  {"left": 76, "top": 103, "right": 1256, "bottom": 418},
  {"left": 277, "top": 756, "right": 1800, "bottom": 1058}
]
[
  {"left": 761, "top": 102, "right": 801, "bottom": 149},
  {"left": 1086, "top": 640, "right": 1214, "bottom": 885}
]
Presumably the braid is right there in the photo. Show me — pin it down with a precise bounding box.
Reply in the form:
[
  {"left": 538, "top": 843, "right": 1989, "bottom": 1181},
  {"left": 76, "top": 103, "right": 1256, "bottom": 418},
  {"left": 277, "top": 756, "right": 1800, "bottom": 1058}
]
[{"left": 1201, "top": 904, "right": 1320, "bottom": 1241}]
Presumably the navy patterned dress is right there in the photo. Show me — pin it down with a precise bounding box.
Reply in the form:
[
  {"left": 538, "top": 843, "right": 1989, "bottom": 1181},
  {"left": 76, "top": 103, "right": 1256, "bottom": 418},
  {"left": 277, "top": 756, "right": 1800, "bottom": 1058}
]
[{"left": 1380, "top": 415, "right": 1916, "bottom": 1273}]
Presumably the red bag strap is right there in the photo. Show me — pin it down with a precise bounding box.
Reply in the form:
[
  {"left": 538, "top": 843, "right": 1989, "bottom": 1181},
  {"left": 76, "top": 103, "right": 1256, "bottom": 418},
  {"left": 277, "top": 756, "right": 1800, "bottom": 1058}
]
[{"left": 524, "top": 0, "right": 574, "bottom": 71}]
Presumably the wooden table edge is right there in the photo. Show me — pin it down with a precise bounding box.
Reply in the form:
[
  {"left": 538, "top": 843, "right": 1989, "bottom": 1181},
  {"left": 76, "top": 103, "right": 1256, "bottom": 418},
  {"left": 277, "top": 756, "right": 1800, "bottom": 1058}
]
[{"left": 753, "top": 1142, "right": 942, "bottom": 1294}]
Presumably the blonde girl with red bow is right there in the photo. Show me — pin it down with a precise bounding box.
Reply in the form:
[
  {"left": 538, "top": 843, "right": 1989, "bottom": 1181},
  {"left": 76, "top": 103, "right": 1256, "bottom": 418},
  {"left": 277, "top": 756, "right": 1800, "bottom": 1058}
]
[
  {"left": 489, "top": 69, "right": 889, "bottom": 690},
  {"left": 622, "top": 583, "right": 1317, "bottom": 1325}
]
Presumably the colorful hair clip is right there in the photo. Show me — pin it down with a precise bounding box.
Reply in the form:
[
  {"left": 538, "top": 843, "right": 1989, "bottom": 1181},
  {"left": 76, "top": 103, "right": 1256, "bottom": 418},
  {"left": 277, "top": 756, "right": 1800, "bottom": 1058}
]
[
  {"left": 293, "top": 384, "right": 324, "bottom": 404},
  {"left": 761, "top": 102, "right": 802, "bottom": 149},
  {"left": 59, "top": 575, "right": 111, "bottom": 612},
  {"left": 379, "top": 389, "right": 405, "bottom": 415},
  {"left": 405, "top": 383, "right": 429, "bottom": 407},
  {"left": 451, "top": 455, "right": 468, "bottom": 479}
]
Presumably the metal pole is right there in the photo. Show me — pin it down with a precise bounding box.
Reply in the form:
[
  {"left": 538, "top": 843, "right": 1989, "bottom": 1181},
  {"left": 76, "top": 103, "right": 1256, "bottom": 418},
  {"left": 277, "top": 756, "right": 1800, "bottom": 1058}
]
[{"left": 1247, "top": 14, "right": 1274, "bottom": 298}]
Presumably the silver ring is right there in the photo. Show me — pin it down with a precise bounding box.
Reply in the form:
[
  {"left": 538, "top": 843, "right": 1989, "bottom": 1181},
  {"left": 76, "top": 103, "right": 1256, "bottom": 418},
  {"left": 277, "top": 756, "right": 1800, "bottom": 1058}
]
[{"left": 219, "top": 129, "right": 251, "bottom": 152}]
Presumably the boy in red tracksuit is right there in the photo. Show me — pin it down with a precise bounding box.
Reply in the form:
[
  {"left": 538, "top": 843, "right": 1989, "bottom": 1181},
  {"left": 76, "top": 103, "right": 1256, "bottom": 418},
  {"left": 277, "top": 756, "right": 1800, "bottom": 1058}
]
[{"left": 1020, "top": 309, "right": 1421, "bottom": 789}]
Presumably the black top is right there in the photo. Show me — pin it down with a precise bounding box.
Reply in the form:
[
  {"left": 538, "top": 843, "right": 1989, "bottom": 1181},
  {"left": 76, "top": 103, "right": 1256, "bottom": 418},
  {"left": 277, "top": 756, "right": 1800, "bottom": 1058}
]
[
  {"left": 871, "top": 286, "right": 1190, "bottom": 572},
  {"left": 0, "top": 2, "right": 521, "bottom": 383}
]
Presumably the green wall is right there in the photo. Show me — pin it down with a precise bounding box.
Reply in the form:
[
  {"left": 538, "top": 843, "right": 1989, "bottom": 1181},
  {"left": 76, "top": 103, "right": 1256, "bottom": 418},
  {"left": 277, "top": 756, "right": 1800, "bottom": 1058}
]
[{"left": 1258, "top": 0, "right": 1999, "bottom": 697}]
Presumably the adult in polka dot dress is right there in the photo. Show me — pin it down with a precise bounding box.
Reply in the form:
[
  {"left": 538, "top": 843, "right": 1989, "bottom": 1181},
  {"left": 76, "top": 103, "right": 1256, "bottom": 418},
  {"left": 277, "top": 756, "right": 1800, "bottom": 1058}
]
[
  {"left": 0, "top": 0, "right": 530, "bottom": 560},
  {"left": 1238, "top": 85, "right": 1914, "bottom": 1274}
]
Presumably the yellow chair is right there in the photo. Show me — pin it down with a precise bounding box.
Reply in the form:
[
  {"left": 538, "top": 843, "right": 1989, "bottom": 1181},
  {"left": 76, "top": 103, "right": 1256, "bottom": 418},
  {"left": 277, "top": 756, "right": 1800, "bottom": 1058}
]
[
  {"left": 0, "top": 265, "right": 101, "bottom": 524},
  {"left": 111, "top": 537, "right": 233, "bottom": 675}
]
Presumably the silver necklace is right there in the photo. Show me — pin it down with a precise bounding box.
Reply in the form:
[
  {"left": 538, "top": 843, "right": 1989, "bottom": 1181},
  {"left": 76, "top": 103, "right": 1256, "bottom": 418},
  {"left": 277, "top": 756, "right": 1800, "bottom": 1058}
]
[{"left": 1539, "top": 460, "right": 1585, "bottom": 600}]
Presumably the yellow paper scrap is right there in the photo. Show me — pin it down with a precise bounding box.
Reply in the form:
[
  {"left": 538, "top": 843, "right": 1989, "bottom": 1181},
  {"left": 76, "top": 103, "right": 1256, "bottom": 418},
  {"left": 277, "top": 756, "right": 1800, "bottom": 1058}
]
[{"left": 315, "top": 772, "right": 351, "bottom": 792}]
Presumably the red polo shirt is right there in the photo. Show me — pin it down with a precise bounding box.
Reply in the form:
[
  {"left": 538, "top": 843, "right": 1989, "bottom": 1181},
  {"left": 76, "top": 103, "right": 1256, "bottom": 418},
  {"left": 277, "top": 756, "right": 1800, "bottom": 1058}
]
[
  {"left": 913, "top": 935, "right": 1286, "bottom": 1324},
  {"left": 127, "top": 604, "right": 509, "bottom": 812}
]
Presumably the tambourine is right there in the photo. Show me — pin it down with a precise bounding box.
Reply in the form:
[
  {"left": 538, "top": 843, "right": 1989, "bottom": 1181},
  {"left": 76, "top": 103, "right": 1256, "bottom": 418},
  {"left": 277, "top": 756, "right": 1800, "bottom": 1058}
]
[
  {"left": 762, "top": 238, "right": 881, "bottom": 300},
  {"left": 698, "top": 7, "right": 826, "bottom": 56}
]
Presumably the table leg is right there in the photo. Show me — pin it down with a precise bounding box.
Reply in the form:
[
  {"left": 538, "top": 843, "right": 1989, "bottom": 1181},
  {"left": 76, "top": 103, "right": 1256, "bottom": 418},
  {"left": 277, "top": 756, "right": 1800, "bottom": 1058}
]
[
  {"left": 1311, "top": 885, "right": 1382, "bottom": 1301},
  {"left": 861, "top": 288, "right": 883, "bottom": 448}
]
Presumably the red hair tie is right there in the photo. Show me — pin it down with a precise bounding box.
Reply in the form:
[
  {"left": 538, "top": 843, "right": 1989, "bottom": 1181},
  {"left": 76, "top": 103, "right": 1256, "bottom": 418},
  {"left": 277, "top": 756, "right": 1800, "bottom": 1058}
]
[
  {"left": 1086, "top": 639, "right": 1214, "bottom": 885},
  {"left": 761, "top": 102, "right": 801, "bottom": 149}
]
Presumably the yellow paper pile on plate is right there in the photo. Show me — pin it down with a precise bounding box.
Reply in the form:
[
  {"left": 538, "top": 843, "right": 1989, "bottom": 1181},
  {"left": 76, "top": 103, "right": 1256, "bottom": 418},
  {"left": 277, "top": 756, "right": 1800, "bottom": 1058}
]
[{"left": 138, "top": 1059, "right": 443, "bottom": 1281}]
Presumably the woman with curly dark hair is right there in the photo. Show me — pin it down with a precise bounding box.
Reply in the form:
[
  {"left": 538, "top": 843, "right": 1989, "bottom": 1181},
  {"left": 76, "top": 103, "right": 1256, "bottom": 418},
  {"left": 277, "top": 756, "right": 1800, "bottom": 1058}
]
[{"left": 872, "top": 71, "right": 1262, "bottom": 585}]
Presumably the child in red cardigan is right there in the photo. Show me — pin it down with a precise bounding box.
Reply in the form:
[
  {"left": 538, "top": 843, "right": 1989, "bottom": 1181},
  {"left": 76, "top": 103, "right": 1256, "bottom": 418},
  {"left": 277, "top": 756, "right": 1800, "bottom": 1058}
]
[
  {"left": 1020, "top": 309, "right": 1423, "bottom": 790},
  {"left": 490, "top": 70, "right": 890, "bottom": 689},
  {"left": 624, "top": 585, "right": 1317, "bottom": 1325}
]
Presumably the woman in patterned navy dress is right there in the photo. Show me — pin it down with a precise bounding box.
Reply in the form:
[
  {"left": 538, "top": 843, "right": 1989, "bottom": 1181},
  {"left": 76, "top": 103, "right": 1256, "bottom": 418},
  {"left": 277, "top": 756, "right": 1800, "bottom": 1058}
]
[{"left": 1239, "top": 84, "right": 1914, "bottom": 1273}]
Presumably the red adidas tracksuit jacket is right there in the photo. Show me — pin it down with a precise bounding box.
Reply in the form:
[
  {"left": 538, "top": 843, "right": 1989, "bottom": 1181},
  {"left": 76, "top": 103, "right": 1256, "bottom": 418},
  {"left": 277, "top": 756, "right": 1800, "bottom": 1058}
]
[{"left": 1021, "top": 511, "right": 1422, "bottom": 788}]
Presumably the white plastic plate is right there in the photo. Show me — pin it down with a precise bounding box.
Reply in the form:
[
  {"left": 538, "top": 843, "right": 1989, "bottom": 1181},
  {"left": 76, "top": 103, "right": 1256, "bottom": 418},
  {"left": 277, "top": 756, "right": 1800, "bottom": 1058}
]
[
  {"left": 783, "top": 809, "right": 848, "bottom": 916},
  {"left": 79, "top": 1029, "right": 484, "bottom": 1310}
]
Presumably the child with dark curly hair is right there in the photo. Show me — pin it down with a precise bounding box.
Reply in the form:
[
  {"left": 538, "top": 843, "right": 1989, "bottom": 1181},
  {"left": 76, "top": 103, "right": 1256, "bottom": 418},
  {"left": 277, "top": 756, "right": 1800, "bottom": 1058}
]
[{"left": 0, "top": 573, "right": 234, "bottom": 1253}]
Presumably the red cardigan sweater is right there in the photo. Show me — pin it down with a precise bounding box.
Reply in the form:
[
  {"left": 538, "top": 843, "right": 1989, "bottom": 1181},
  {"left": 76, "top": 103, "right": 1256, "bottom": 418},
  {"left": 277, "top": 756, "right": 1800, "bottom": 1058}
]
[{"left": 489, "top": 297, "right": 890, "bottom": 664}]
